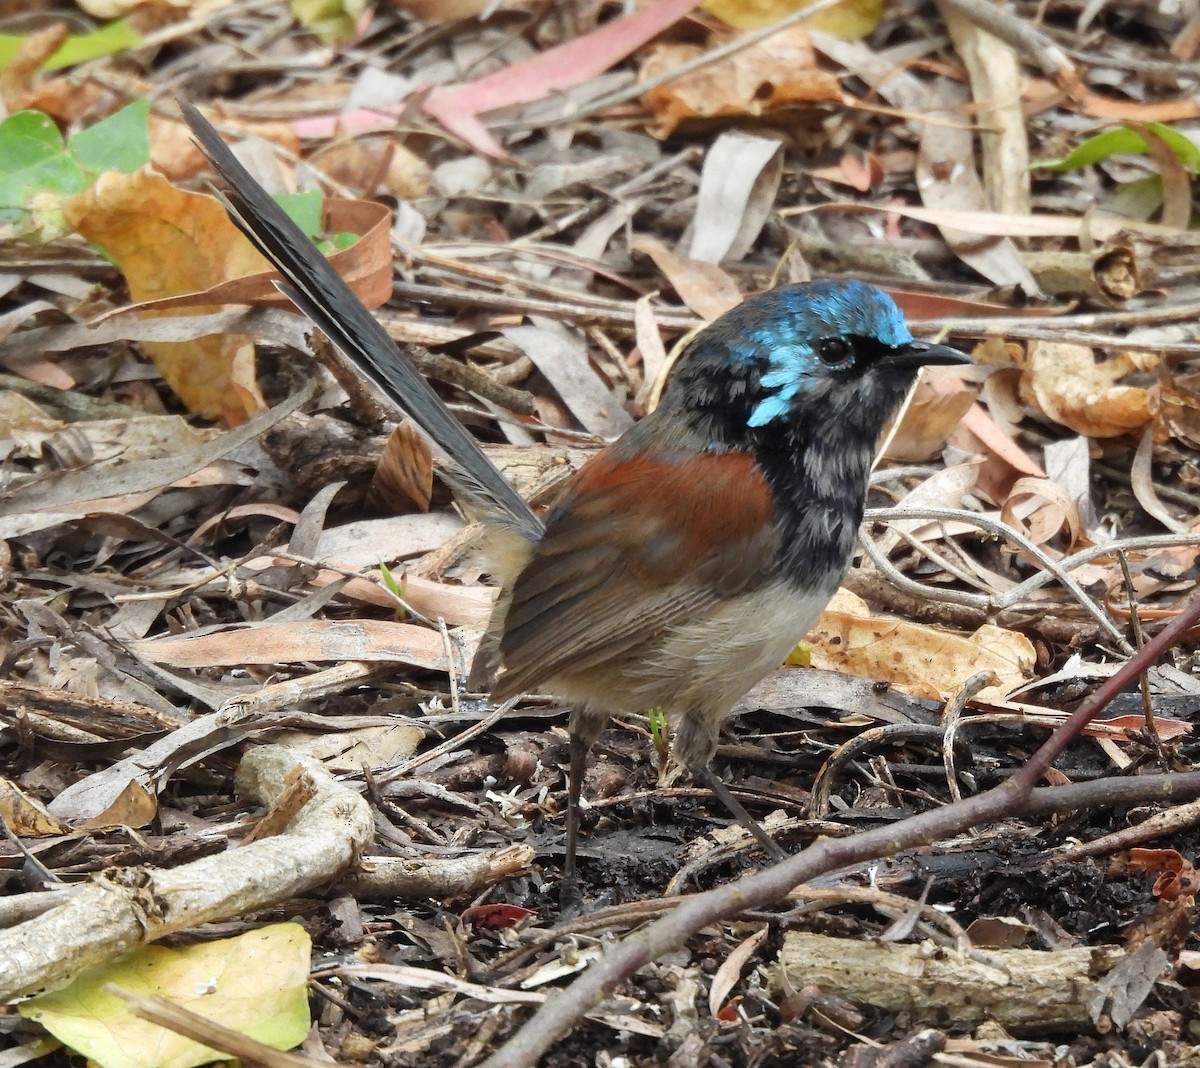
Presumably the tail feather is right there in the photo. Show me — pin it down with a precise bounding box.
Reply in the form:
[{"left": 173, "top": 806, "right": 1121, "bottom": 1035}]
[{"left": 178, "top": 99, "right": 542, "bottom": 538}]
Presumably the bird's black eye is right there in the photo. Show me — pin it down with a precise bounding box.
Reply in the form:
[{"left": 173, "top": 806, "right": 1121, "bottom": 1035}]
[{"left": 816, "top": 337, "right": 851, "bottom": 365}]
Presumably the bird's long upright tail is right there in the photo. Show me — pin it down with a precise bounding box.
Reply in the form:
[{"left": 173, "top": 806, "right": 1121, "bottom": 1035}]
[{"left": 178, "top": 99, "right": 541, "bottom": 537}]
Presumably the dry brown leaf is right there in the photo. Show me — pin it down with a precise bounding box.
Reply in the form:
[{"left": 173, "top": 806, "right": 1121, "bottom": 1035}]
[
  {"left": 1159, "top": 370, "right": 1200, "bottom": 449},
  {"left": 367, "top": 420, "right": 435, "bottom": 513},
  {"left": 0, "top": 23, "right": 68, "bottom": 110},
  {"left": 807, "top": 589, "right": 1035, "bottom": 702},
  {"left": 0, "top": 22, "right": 125, "bottom": 121},
  {"left": 631, "top": 237, "right": 742, "bottom": 320},
  {"left": 1001, "top": 476, "right": 1088, "bottom": 555},
  {"left": 639, "top": 25, "right": 843, "bottom": 137},
  {"left": 884, "top": 379, "right": 978, "bottom": 462},
  {"left": 127, "top": 619, "right": 451, "bottom": 669},
  {"left": 1020, "top": 341, "right": 1157, "bottom": 438},
  {"left": 64, "top": 168, "right": 271, "bottom": 423},
  {"left": 310, "top": 136, "right": 433, "bottom": 200},
  {"left": 874, "top": 461, "right": 983, "bottom": 555},
  {"left": 148, "top": 112, "right": 300, "bottom": 182},
  {"left": 138, "top": 198, "right": 394, "bottom": 312},
  {"left": 0, "top": 778, "right": 71, "bottom": 836},
  {"left": 79, "top": 778, "right": 157, "bottom": 831}
]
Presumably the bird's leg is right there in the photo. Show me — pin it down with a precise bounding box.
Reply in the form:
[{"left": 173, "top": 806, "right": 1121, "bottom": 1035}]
[
  {"left": 561, "top": 709, "right": 608, "bottom": 910},
  {"left": 561, "top": 728, "right": 590, "bottom": 908},
  {"left": 690, "top": 763, "right": 786, "bottom": 862}
]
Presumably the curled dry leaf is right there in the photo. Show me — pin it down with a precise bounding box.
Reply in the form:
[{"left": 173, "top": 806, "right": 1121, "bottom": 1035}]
[
  {"left": 0, "top": 778, "right": 70, "bottom": 837},
  {"left": 1159, "top": 369, "right": 1200, "bottom": 449},
  {"left": 0, "top": 23, "right": 120, "bottom": 121},
  {"left": 807, "top": 588, "right": 1035, "bottom": 702},
  {"left": 1023, "top": 246, "right": 1144, "bottom": 303},
  {"left": 367, "top": 420, "right": 435, "bottom": 513},
  {"left": 1019, "top": 340, "right": 1158, "bottom": 438},
  {"left": 639, "top": 25, "right": 843, "bottom": 137},
  {"left": 0, "top": 23, "right": 68, "bottom": 110},
  {"left": 1001, "top": 476, "right": 1088, "bottom": 556}
]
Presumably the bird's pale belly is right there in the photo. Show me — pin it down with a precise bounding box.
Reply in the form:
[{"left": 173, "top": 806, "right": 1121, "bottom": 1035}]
[{"left": 546, "top": 580, "right": 837, "bottom": 767}]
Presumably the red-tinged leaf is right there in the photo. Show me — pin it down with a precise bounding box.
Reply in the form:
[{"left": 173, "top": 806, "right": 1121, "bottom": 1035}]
[
  {"left": 1128, "top": 848, "right": 1185, "bottom": 875},
  {"left": 809, "top": 150, "right": 883, "bottom": 192},
  {"left": 1084, "top": 715, "right": 1191, "bottom": 740},
  {"left": 891, "top": 289, "right": 1061, "bottom": 321},
  {"left": 461, "top": 903, "right": 536, "bottom": 929},
  {"left": 422, "top": 0, "right": 703, "bottom": 158},
  {"left": 1154, "top": 869, "right": 1200, "bottom": 901},
  {"left": 1126, "top": 849, "right": 1200, "bottom": 901},
  {"left": 955, "top": 399, "right": 1046, "bottom": 478}
]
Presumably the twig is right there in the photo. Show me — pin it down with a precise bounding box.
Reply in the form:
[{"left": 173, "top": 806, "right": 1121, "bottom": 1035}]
[
  {"left": 934, "top": 0, "right": 1081, "bottom": 88},
  {"left": 862, "top": 506, "right": 1132, "bottom": 650}
]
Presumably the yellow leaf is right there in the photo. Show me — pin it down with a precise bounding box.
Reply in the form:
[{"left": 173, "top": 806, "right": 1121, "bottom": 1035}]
[
  {"left": 64, "top": 168, "right": 268, "bottom": 423},
  {"left": 20, "top": 924, "right": 312, "bottom": 1068},
  {"left": 807, "top": 589, "right": 1034, "bottom": 702},
  {"left": 703, "top": 0, "right": 882, "bottom": 40}
]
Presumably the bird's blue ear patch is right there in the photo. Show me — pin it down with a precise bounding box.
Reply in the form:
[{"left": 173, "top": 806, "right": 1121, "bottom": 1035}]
[
  {"left": 748, "top": 391, "right": 791, "bottom": 427},
  {"left": 748, "top": 359, "right": 807, "bottom": 426}
]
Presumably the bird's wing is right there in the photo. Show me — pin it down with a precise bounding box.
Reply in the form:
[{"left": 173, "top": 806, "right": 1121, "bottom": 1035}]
[{"left": 490, "top": 447, "right": 780, "bottom": 698}]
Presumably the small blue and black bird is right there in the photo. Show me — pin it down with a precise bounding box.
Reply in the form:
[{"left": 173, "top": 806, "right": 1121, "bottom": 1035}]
[{"left": 181, "top": 102, "right": 969, "bottom": 890}]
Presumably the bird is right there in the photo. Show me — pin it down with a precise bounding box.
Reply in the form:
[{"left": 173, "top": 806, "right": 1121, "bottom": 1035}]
[{"left": 179, "top": 101, "right": 970, "bottom": 894}]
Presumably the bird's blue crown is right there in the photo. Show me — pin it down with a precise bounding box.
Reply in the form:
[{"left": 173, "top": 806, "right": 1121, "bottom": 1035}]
[{"left": 693, "top": 279, "right": 913, "bottom": 428}]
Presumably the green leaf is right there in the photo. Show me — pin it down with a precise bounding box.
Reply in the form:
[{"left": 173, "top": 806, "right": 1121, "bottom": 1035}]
[
  {"left": 273, "top": 189, "right": 324, "bottom": 238},
  {"left": 0, "top": 110, "right": 65, "bottom": 172},
  {"left": 0, "top": 112, "right": 86, "bottom": 215},
  {"left": 1034, "top": 122, "right": 1200, "bottom": 174},
  {"left": 0, "top": 19, "right": 143, "bottom": 72},
  {"left": 19, "top": 923, "right": 312, "bottom": 1068},
  {"left": 68, "top": 99, "right": 150, "bottom": 176}
]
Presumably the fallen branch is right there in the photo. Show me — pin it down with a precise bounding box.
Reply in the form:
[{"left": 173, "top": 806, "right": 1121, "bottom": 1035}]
[{"left": 0, "top": 745, "right": 373, "bottom": 1002}]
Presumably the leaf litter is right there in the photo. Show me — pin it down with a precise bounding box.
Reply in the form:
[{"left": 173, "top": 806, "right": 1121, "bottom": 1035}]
[{"left": 2, "top": 0, "right": 1200, "bottom": 1066}]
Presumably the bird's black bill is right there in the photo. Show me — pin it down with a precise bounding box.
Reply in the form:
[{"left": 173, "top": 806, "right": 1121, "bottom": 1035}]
[{"left": 886, "top": 339, "right": 971, "bottom": 368}]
